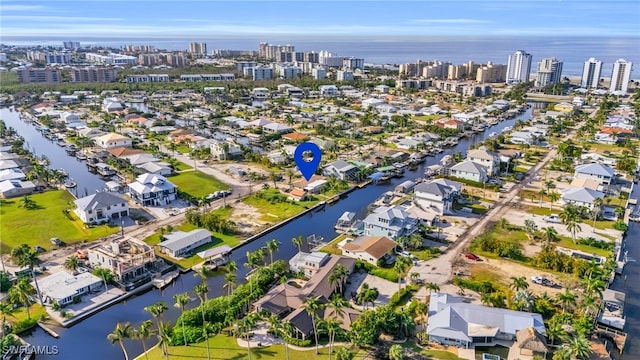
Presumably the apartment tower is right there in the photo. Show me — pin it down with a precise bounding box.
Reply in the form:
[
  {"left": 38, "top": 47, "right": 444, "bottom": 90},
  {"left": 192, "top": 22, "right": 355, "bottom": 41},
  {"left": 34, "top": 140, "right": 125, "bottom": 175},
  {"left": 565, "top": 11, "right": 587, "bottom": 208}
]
[
  {"left": 580, "top": 57, "right": 603, "bottom": 88},
  {"left": 535, "top": 58, "right": 563, "bottom": 87},
  {"left": 610, "top": 59, "right": 633, "bottom": 93},
  {"left": 506, "top": 50, "right": 532, "bottom": 84}
]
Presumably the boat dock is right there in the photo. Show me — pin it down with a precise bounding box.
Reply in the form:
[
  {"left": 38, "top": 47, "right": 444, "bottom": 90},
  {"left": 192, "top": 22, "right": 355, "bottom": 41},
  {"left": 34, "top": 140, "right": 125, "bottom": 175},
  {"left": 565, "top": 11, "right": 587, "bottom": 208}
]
[
  {"left": 152, "top": 271, "right": 180, "bottom": 289},
  {"left": 37, "top": 321, "right": 60, "bottom": 338}
]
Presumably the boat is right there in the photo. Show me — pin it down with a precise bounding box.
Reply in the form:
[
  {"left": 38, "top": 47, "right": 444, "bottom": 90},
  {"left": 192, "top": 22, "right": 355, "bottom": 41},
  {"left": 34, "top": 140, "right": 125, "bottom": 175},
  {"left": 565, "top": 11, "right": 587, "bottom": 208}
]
[
  {"left": 502, "top": 126, "right": 513, "bottom": 133},
  {"left": 64, "top": 179, "right": 77, "bottom": 188},
  {"left": 488, "top": 132, "right": 497, "bottom": 138},
  {"left": 76, "top": 152, "right": 87, "bottom": 160},
  {"left": 65, "top": 145, "right": 78, "bottom": 155},
  {"left": 95, "top": 163, "right": 117, "bottom": 177}
]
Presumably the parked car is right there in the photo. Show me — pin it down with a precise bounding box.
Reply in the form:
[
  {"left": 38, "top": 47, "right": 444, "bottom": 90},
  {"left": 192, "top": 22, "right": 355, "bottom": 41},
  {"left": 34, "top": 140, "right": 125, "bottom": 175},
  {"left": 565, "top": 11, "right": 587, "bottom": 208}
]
[
  {"left": 531, "top": 276, "right": 544, "bottom": 284},
  {"left": 465, "top": 253, "right": 481, "bottom": 261},
  {"left": 543, "top": 214, "right": 561, "bottom": 223},
  {"left": 50, "top": 237, "right": 62, "bottom": 246}
]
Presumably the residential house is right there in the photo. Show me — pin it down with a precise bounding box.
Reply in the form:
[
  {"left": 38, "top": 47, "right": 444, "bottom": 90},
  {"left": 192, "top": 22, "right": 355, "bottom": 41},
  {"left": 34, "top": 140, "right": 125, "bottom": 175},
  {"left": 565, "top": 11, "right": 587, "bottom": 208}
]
[
  {"left": 210, "top": 139, "right": 243, "bottom": 160},
  {"left": 0, "top": 168, "right": 26, "bottom": 182},
  {"left": 340, "top": 236, "right": 396, "bottom": 265},
  {"left": 288, "top": 188, "right": 308, "bottom": 202},
  {"left": 60, "top": 112, "right": 81, "bottom": 123},
  {"left": 94, "top": 133, "right": 132, "bottom": 149},
  {"left": 0, "top": 160, "right": 19, "bottom": 170},
  {"left": 137, "top": 161, "right": 173, "bottom": 176},
  {"left": 449, "top": 160, "right": 488, "bottom": 183},
  {"left": 574, "top": 163, "right": 615, "bottom": 185},
  {"left": 108, "top": 147, "right": 144, "bottom": 158},
  {"left": 442, "top": 119, "right": 464, "bottom": 131},
  {"left": 289, "top": 251, "right": 330, "bottom": 277},
  {"left": 427, "top": 292, "right": 546, "bottom": 348},
  {"left": 413, "top": 178, "right": 462, "bottom": 215},
  {"left": 77, "top": 127, "right": 106, "bottom": 138},
  {"left": 36, "top": 271, "right": 103, "bottom": 306},
  {"left": 263, "top": 122, "right": 293, "bottom": 134},
  {"left": 580, "top": 153, "right": 616, "bottom": 167},
  {"left": 127, "top": 173, "right": 177, "bottom": 206},
  {"left": 87, "top": 238, "right": 156, "bottom": 283},
  {"left": 158, "top": 229, "right": 212, "bottom": 258},
  {"left": 570, "top": 178, "right": 601, "bottom": 191},
  {"left": 310, "top": 138, "right": 336, "bottom": 151},
  {"left": 167, "top": 128, "right": 196, "bottom": 141},
  {"left": 508, "top": 131, "right": 535, "bottom": 145},
  {"left": 0, "top": 180, "right": 35, "bottom": 198},
  {"left": 323, "top": 160, "right": 357, "bottom": 181},
  {"left": 319, "top": 85, "right": 338, "bottom": 97},
  {"left": 363, "top": 205, "right": 418, "bottom": 239},
  {"left": 73, "top": 192, "right": 129, "bottom": 224},
  {"left": 560, "top": 186, "right": 604, "bottom": 210},
  {"left": 102, "top": 97, "right": 123, "bottom": 112},
  {"left": 304, "top": 179, "right": 328, "bottom": 194},
  {"left": 466, "top": 148, "right": 500, "bottom": 176}
]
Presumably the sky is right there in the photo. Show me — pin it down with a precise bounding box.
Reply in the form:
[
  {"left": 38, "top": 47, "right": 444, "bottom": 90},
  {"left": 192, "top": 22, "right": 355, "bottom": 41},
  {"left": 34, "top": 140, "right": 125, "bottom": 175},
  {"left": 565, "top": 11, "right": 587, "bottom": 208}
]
[{"left": 1, "top": 0, "right": 639, "bottom": 39}]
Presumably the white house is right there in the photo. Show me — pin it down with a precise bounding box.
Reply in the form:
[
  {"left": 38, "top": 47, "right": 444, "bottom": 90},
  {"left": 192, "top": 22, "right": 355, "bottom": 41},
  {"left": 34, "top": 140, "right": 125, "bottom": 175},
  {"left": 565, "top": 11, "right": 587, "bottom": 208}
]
[
  {"left": 323, "top": 160, "right": 357, "bottom": 181},
  {"left": 210, "top": 139, "right": 243, "bottom": 160},
  {"left": 574, "top": 163, "right": 615, "bottom": 185},
  {"left": 73, "top": 192, "right": 129, "bottom": 224},
  {"left": 60, "top": 112, "right": 81, "bottom": 123},
  {"left": 0, "top": 180, "right": 35, "bottom": 198},
  {"left": 560, "top": 186, "right": 604, "bottom": 210},
  {"left": 340, "top": 236, "right": 396, "bottom": 266},
  {"left": 289, "top": 251, "right": 330, "bottom": 277},
  {"left": 127, "top": 173, "right": 177, "bottom": 206},
  {"left": 319, "top": 85, "right": 338, "bottom": 97},
  {"left": 36, "top": 271, "right": 103, "bottom": 306},
  {"left": 94, "top": 133, "right": 132, "bottom": 149},
  {"left": 158, "top": 229, "right": 212, "bottom": 258},
  {"left": 449, "top": 160, "right": 488, "bottom": 183},
  {"left": 466, "top": 148, "right": 500, "bottom": 176},
  {"left": 413, "top": 178, "right": 462, "bottom": 215}
]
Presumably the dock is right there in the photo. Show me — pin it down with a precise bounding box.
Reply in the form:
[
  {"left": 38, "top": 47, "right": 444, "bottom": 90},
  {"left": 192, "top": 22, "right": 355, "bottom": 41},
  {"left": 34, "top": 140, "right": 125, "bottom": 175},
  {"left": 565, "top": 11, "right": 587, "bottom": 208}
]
[
  {"left": 152, "top": 271, "right": 180, "bottom": 289},
  {"left": 37, "top": 321, "right": 60, "bottom": 338}
]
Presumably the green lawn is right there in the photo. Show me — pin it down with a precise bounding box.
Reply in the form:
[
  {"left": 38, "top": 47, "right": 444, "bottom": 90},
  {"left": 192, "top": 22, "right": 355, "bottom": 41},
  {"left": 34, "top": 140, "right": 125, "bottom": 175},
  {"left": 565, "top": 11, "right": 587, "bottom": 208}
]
[
  {"left": 319, "top": 234, "right": 348, "bottom": 255},
  {"left": 168, "top": 171, "right": 230, "bottom": 198},
  {"left": 0, "top": 190, "right": 120, "bottom": 252},
  {"left": 411, "top": 249, "right": 441, "bottom": 261},
  {"left": 144, "top": 211, "right": 240, "bottom": 269},
  {"left": 243, "top": 189, "right": 320, "bottom": 222},
  {"left": 136, "top": 334, "right": 361, "bottom": 360},
  {"left": 557, "top": 236, "right": 613, "bottom": 257},
  {"left": 7, "top": 303, "right": 48, "bottom": 324},
  {"left": 403, "top": 341, "right": 464, "bottom": 360},
  {"left": 171, "top": 161, "right": 192, "bottom": 172}
]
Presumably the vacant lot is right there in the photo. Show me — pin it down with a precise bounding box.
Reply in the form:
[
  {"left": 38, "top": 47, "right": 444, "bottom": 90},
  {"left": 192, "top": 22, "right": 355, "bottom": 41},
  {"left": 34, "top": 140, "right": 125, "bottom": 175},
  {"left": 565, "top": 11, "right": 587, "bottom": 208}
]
[
  {"left": 0, "top": 190, "right": 119, "bottom": 252},
  {"left": 168, "top": 170, "right": 230, "bottom": 198}
]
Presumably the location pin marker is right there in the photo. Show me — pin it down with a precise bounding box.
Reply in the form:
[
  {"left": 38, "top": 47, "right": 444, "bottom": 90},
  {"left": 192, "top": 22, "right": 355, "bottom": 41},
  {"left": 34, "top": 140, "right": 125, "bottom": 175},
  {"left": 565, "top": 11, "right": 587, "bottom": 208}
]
[{"left": 293, "top": 142, "right": 322, "bottom": 181}]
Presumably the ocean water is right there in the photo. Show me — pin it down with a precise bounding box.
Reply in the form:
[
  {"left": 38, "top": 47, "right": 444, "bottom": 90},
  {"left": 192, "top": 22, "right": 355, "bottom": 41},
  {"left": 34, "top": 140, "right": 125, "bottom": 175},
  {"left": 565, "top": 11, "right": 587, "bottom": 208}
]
[{"left": 4, "top": 35, "right": 640, "bottom": 77}]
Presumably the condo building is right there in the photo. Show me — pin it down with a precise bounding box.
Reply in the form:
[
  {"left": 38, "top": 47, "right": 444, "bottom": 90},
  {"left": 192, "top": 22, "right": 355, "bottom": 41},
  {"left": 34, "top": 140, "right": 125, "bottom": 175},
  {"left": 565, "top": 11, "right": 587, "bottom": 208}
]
[
  {"left": 535, "top": 58, "right": 563, "bottom": 87},
  {"left": 610, "top": 59, "right": 633, "bottom": 93},
  {"left": 581, "top": 57, "right": 603, "bottom": 89},
  {"left": 189, "top": 42, "right": 207, "bottom": 56},
  {"left": 506, "top": 50, "right": 532, "bottom": 84}
]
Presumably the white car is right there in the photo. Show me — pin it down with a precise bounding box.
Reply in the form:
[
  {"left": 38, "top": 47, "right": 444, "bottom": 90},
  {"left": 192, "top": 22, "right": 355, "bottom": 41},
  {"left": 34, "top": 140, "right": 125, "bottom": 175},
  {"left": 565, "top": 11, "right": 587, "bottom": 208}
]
[{"left": 543, "top": 214, "right": 561, "bottom": 223}]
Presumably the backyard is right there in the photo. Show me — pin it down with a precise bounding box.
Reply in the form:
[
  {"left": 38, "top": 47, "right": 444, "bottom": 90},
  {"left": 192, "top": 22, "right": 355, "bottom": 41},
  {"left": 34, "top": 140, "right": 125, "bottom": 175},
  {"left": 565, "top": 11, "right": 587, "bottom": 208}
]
[
  {"left": 168, "top": 170, "right": 230, "bottom": 198},
  {"left": 0, "top": 190, "right": 120, "bottom": 252},
  {"left": 243, "top": 188, "right": 320, "bottom": 222}
]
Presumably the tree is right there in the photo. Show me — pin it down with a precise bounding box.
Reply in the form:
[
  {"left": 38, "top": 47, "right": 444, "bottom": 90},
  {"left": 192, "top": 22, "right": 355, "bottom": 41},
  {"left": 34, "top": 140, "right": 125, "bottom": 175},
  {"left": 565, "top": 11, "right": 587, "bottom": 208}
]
[
  {"left": 223, "top": 272, "right": 237, "bottom": 296},
  {"left": 394, "top": 256, "right": 412, "bottom": 292},
  {"left": 513, "top": 290, "right": 535, "bottom": 311},
  {"left": 546, "top": 316, "right": 568, "bottom": 345},
  {"left": 194, "top": 282, "right": 211, "bottom": 358},
  {"left": 144, "top": 301, "right": 169, "bottom": 354},
  {"left": 107, "top": 322, "right": 133, "bottom": 360},
  {"left": 548, "top": 191, "right": 561, "bottom": 210},
  {"left": 560, "top": 205, "right": 581, "bottom": 243},
  {"left": 509, "top": 276, "right": 529, "bottom": 292},
  {"left": 266, "top": 239, "right": 280, "bottom": 265},
  {"left": 329, "top": 264, "right": 349, "bottom": 295},
  {"left": 426, "top": 282, "right": 440, "bottom": 295},
  {"left": 389, "top": 344, "right": 405, "bottom": 360},
  {"left": 335, "top": 347, "right": 354, "bottom": 360},
  {"left": 556, "top": 288, "right": 577, "bottom": 313},
  {"left": 327, "top": 294, "right": 346, "bottom": 319},
  {"left": 11, "top": 244, "right": 43, "bottom": 305},
  {"left": 561, "top": 335, "right": 592, "bottom": 359},
  {"left": 64, "top": 255, "right": 79, "bottom": 272},
  {"left": 542, "top": 227, "right": 559, "bottom": 245},
  {"left": 538, "top": 189, "right": 547, "bottom": 207},
  {"left": 18, "top": 195, "right": 37, "bottom": 210},
  {"left": 135, "top": 320, "right": 155, "bottom": 360},
  {"left": 292, "top": 235, "right": 304, "bottom": 252},
  {"left": 591, "top": 198, "right": 603, "bottom": 231},
  {"left": 524, "top": 220, "right": 537, "bottom": 241},
  {"left": 303, "top": 297, "right": 324, "bottom": 354},
  {"left": 173, "top": 293, "right": 190, "bottom": 346},
  {"left": 237, "top": 315, "right": 257, "bottom": 360},
  {"left": 156, "top": 323, "right": 173, "bottom": 360},
  {"left": 325, "top": 318, "right": 343, "bottom": 358},
  {"left": 8, "top": 278, "right": 35, "bottom": 319}
]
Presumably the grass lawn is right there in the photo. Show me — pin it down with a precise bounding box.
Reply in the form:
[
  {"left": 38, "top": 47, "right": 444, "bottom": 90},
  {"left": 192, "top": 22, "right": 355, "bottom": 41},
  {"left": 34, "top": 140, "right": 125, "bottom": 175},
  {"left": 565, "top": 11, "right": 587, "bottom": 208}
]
[
  {"left": 319, "top": 234, "right": 348, "bottom": 255},
  {"left": 168, "top": 171, "right": 230, "bottom": 198},
  {"left": 526, "top": 207, "right": 617, "bottom": 231},
  {"left": 7, "top": 303, "right": 48, "bottom": 323},
  {"left": 469, "top": 267, "right": 510, "bottom": 293},
  {"left": 243, "top": 189, "right": 320, "bottom": 222},
  {"left": 144, "top": 211, "right": 240, "bottom": 269},
  {"left": 557, "top": 236, "right": 613, "bottom": 257},
  {"left": 403, "top": 341, "right": 464, "bottom": 360},
  {"left": 411, "top": 249, "right": 441, "bottom": 261},
  {"left": 474, "top": 345, "right": 510, "bottom": 360},
  {"left": 0, "top": 190, "right": 120, "bottom": 252},
  {"left": 137, "top": 334, "right": 361, "bottom": 360},
  {"left": 171, "top": 161, "right": 192, "bottom": 172}
]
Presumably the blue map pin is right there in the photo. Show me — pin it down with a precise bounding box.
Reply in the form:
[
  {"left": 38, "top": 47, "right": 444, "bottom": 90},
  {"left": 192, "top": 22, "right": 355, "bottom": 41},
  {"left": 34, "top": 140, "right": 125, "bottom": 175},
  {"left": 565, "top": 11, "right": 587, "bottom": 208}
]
[{"left": 294, "top": 142, "right": 322, "bottom": 181}]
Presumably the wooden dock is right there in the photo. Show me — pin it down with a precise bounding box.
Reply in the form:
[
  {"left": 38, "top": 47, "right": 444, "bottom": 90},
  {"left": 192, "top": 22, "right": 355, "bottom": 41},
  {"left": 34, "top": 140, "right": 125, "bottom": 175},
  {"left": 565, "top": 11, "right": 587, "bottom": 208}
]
[
  {"left": 596, "top": 325, "right": 627, "bottom": 354},
  {"left": 37, "top": 321, "right": 60, "bottom": 338}
]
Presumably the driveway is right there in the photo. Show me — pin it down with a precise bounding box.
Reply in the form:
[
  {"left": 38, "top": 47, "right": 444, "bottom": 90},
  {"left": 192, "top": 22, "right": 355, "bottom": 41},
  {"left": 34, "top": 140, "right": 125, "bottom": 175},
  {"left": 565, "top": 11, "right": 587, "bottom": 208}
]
[{"left": 344, "top": 271, "right": 397, "bottom": 308}]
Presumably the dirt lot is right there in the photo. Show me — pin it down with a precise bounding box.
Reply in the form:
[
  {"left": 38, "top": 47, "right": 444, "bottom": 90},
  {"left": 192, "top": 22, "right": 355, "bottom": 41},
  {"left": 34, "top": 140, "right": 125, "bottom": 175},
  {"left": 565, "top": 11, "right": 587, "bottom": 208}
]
[{"left": 230, "top": 201, "right": 270, "bottom": 236}]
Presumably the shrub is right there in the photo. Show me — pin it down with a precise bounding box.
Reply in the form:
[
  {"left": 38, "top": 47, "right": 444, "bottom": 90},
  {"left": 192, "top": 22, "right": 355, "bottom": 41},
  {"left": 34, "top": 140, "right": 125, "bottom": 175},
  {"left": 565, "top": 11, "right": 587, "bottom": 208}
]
[
  {"left": 12, "top": 318, "right": 38, "bottom": 334},
  {"left": 613, "top": 221, "right": 628, "bottom": 231},
  {"left": 577, "top": 237, "right": 614, "bottom": 251},
  {"left": 453, "top": 277, "right": 495, "bottom": 294},
  {"left": 389, "top": 287, "right": 414, "bottom": 307}
]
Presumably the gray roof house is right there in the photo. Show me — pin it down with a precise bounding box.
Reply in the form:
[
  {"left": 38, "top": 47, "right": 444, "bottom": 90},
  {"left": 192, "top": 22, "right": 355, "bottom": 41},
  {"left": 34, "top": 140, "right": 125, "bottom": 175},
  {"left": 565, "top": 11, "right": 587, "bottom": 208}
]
[
  {"left": 73, "top": 192, "right": 129, "bottom": 224},
  {"left": 574, "top": 163, "right": 615, "bottom": 185},
  {"left": 0, "top": 180, "right": 35, "bottom": 198},
  {"left": 158, "top": 229, "right": 212, "bottom": 258},
  {"left": 127, "top": 173, "right": 177, "bottom": 206},
  {"left": 323, "top": 160, "right": 357, "bottom": 181},
  {"left": 449, "top": 160, "right": 488, "bottom": 183},
  {"left": 413, "top": 179, "right": 462, "bottom": 216},
  {"left": 363, "top": 205, "right": 418, "bottom": 239},
  {"left": 427, "top": 292, "right": 546, "bottom": 348},
  {"left": 560, "top": 186, "right": 604, "bottom": 210},
  {"left": 466, "top": 148, "right": 501, "bottom": 176}
]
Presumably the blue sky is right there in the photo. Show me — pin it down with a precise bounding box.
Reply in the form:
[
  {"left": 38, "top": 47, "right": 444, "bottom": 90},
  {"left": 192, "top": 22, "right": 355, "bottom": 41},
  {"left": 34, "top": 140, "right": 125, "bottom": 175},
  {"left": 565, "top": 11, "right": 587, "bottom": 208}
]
[{"left": 1, "top": 0, "right": 639, "bottom": 39}]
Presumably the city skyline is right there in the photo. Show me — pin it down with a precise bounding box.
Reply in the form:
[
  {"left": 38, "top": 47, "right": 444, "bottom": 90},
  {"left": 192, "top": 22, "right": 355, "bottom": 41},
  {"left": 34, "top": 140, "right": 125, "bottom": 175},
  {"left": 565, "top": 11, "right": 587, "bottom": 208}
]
[{"left": 1, "top": 0, "right": 639, "bottom": 38}]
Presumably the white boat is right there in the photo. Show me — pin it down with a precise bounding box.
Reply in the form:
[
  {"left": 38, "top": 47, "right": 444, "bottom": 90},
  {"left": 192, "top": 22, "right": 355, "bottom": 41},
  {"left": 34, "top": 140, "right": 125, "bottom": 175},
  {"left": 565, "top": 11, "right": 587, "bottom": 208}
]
[
  {"left": 501, "top": 126, "right": 513, "bottom": 133},
  {"left": 488, "top": 132, "right": 497, "bottom": 138},
  {"left": 64, "top": 179, "right": 77, "bottom": 188}
]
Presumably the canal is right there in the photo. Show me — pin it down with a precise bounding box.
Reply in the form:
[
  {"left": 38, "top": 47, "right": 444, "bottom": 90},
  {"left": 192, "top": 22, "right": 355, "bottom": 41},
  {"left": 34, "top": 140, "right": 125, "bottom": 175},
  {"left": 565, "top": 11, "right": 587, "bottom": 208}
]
[
  {"left": 18, "top": 106, "right": 547, "bottom": 359},
  {"left": 0, "top": 107, "right": 107, "bottom": 195}
]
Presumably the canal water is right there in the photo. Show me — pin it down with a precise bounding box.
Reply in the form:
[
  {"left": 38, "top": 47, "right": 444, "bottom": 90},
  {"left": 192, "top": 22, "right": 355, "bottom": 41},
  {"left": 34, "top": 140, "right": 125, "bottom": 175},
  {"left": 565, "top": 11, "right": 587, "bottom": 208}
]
[
  {"left": 0, "top": 107, "right": 107, "bottom": 196},
  {"left": 12, "top": 105, "right": 568, "bottom": 360}
]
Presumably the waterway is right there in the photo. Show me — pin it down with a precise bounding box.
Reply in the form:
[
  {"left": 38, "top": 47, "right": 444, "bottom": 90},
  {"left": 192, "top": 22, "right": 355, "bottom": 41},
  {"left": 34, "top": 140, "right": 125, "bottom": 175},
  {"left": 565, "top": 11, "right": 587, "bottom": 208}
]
[
  {"left": 15, "top": 105, "right": 555, "bottom": 360},
  {"left": 0, "top": 107, "right": 107, "bottom": 196}
]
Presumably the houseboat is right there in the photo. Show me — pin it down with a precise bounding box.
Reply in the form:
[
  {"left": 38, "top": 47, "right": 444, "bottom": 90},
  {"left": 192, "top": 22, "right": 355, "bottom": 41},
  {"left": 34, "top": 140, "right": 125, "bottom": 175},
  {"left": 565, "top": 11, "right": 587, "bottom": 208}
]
[{"left": 95, "top": 163, "right": 117, "bottom": 177}]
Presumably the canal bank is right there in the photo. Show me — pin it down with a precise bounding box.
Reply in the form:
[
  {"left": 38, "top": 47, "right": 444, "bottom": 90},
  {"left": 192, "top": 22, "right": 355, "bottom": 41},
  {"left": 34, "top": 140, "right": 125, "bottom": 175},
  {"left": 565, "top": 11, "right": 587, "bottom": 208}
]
[{"left": 22, "top": 106, "right": 546, "bottom": 360}]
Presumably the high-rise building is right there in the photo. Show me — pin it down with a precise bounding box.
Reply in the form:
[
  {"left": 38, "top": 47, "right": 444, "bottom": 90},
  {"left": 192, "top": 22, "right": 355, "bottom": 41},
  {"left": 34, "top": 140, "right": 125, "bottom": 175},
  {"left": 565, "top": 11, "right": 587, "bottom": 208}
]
[
  {"left": 63, "top": 41, "right": 81, "bottom": 50},
  {"left": 476, "top": 62, "right": 507, "bottom": 83},
  {"left": 535, "top": 58, "right": 563, "bottom": 87},
  {"left": 16, "top": 66, "right": 62, "bottom": 84},
  {"left": 167, "top": 54, "right": 187, "bottom": 67},
  {"left": 506, "top": 50, "right": 532, "bottom": 84},
  {"left": 259, "top": 42, "right": 268, "bottom": 58},
  {"left": 69, "top": 67, "right": 119, "bottom": 82},
  {"left": 45, "top": 52, "right": 72, "bottom": 65},
  {"left": 610, "top": 59, "right": 633, "bottom": 93},
  {"left": 580, "top": 57, "right": 603, "bottom": 89},
  {"left": 304, "top": 51, "right": 319, "bottom": 64},
  {"left": 189, "top": 42, "right": 207, "bottom": 56},
  {"left": 312, "top": 68, "right": 326, "bottom": 80}
]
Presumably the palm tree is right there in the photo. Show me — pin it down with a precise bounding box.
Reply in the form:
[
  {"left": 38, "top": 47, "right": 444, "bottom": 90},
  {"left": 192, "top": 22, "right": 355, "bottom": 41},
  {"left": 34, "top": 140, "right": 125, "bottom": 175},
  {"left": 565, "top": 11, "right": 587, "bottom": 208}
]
[
  {"left": 135, "top": 320, "right": 155, "bottom": 360},
  {"left": 538, "top": 189, "right": 547, "bottom": 207},
  {"left": 11, "top": 245, "right": 43, "bottom": 305},
  {"left": 582, "top": 277, "right": 605, "bottom": 298},
  {"left": 18, "top": 195, "right": 37, "bottom": 210},
  {"left": 224, "top": 272, "right": 237, "bottom": 296},
  {"left": 7, "top": 279, "right": 34, "bottom": 319},
  {"left": 542, "top": 227, "right": 559, "bottom": 245},
  {"left": 0, "top": 302, "right": 13, "bottom": 335},
  {"left": 548, "top": 191, "right": 561, "bottom": 210},
  {"left": 509, "top": 276, "right": 529, "bottom": 292},
  {"left": 394, "top": 256, "right": 412, "bottom": 292},
  {"left": 266, "top": 239, "right": 280, "bottom": 264},
  {"left": 302, "top": 297, "right": 323, "bottom": 354},
  {"left": 389, "top": 344, "right": 405, "bottom": 360},
  {"left": 591, "top": 198, "right": 603, "bottom": 231},
  {"left": 64, "top": 255, "right": 79, "bottom": 272},
  {"left": 327, "top": 294, "right": 346, "bottom": 319},
  {"left": 560, "top": 205, "right": 581, "bottom": 243},
  {"left": 194, "top": 282, "right": 211, "bottom": 358},
  {"left": 156, "top": 323, "right": 173, "bottom": 360},
  {"left": 238, "top": 315, "right": 257, "bottom": 360},
  {"left": 524, "top": 219, "right": 537, "bottom": 241},
  {"left": 513, "top": 290, "right": 535, "bottom": 311},
  {"left": 556, "top": 288, "right": 577, "bottom": 313},
  {"left": 144, "top": 301, "right": 169, "bottom": 330},
  {"left": 226, "top": 260, "right": 238, "bottom": 274},
  {"left": 292, "top": 235, "right": 304, "bottom": 252},
  {"left": 561, "top": 335, "right": 592, "bottom": 359},
  {"left": 325, "top": 318, "right": 343, "bottom": 359},
  {"left": 546, "top": 317, "right": 568, "bottom": 345},
  {"left": 425, "top": 282, "right": 440, "bottom": 295},
  {"left": 173, "top": 293, "right": 190, "bottom": 346},
  {"left": 107, "top": 322, "right": 133, "bottom": 360},
  {"left": 244, "top": 250, "right": 263, "bottom": 305},
  {"left": 329, "top": 264, "right": 349, "bottom": 295},
  {"left": 580, "top": 294, "right": 600, "bottom": 316}
]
